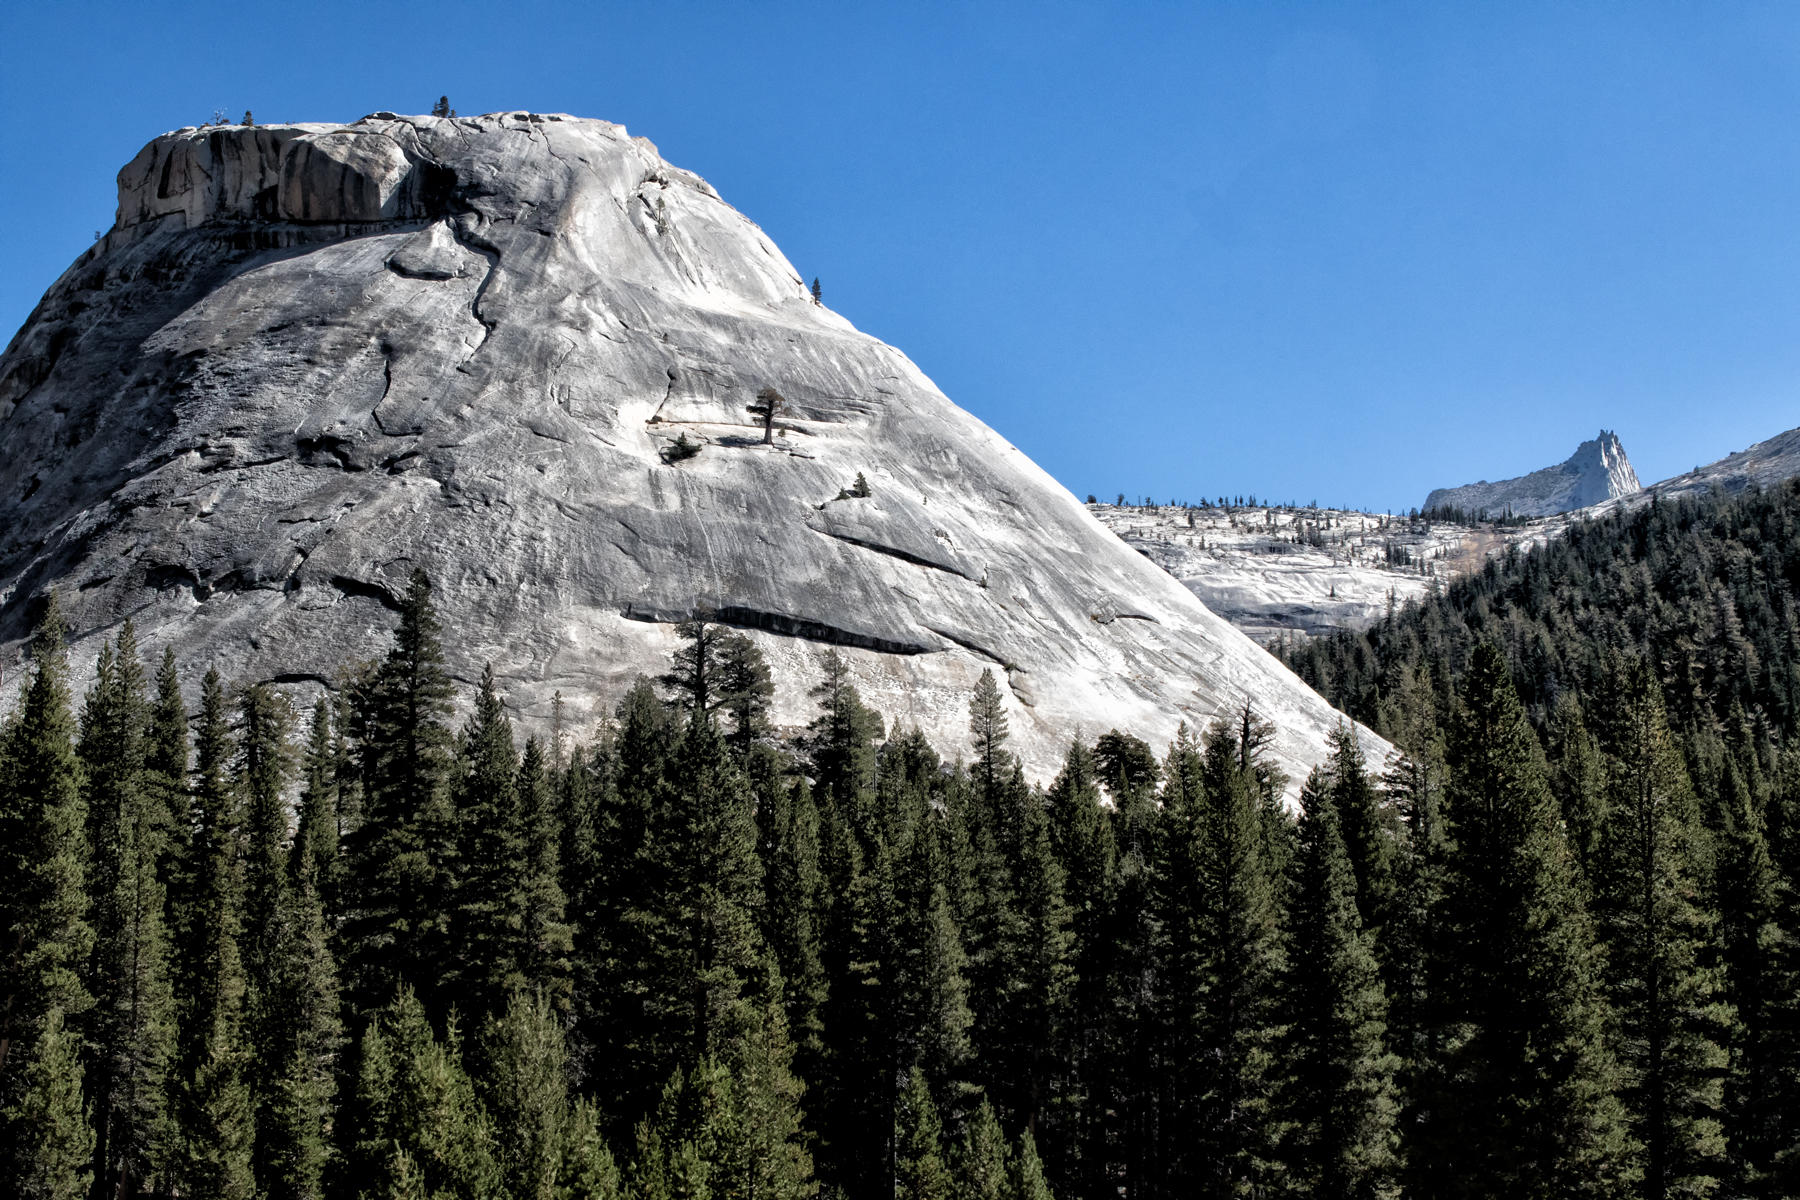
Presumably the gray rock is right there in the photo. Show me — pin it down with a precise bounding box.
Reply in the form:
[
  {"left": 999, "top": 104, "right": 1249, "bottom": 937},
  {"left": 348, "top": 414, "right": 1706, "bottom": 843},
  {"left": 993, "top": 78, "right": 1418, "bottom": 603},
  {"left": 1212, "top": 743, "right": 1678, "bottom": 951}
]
[
  {"left": 1631, "top": 424, "right": 1800, "bottom": 504},
  {"left": 1425, "top": 430, "right": 1640, "bottom": 518},
  {"left": 0, "top": 112, "right": 1384, "bottom": 787}
]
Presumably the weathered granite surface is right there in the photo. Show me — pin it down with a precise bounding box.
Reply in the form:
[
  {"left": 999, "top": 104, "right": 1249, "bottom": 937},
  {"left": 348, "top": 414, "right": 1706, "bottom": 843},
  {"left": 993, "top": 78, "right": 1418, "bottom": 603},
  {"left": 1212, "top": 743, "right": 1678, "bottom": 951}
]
[
  {"left": 0, "top": 112, "right": 1384, "bottom": 785},
  {"left": 1634, "top": 425, "right": 1800, "bottom": 505},
  {"left": 1425, "top": 430, "right": 1641, "bottom": 518}
]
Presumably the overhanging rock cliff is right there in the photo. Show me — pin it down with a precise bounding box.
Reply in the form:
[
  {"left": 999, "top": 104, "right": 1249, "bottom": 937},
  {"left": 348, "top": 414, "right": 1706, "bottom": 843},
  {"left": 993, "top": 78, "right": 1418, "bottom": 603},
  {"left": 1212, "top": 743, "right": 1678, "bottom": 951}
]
[{"left": 0, "top": 111, "right": 1383, "bottom": 784}]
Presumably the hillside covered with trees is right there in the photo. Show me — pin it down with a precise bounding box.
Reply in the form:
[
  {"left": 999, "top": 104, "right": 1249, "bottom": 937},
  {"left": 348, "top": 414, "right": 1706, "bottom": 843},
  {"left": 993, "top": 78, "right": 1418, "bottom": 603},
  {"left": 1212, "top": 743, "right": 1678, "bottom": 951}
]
[{"left": 5, "top": 479, "right": 1800, "bottom": 1199}]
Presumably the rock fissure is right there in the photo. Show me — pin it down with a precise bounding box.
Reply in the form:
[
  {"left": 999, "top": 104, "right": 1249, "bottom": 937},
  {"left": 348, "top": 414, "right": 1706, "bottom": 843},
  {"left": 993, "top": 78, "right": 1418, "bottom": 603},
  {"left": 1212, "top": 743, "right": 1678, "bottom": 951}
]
[
  {"left": 450, "top": 226, "right": 503, "bottom": 357},
  {"left": 808, "top": 524, "right": 977, "bottom": 580},
  {"left": 923, "top": 625, "right": 1013, "bottom": 669},
  {"left": 621, "top": 603, "right": 939, "bottom": 656}
]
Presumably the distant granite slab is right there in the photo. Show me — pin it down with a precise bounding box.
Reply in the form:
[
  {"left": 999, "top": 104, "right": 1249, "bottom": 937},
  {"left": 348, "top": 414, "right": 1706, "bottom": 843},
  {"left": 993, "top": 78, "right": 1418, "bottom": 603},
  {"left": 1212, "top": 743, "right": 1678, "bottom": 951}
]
[{"left": 1424, "top": 430, "right": 1640, "bottom": 518}]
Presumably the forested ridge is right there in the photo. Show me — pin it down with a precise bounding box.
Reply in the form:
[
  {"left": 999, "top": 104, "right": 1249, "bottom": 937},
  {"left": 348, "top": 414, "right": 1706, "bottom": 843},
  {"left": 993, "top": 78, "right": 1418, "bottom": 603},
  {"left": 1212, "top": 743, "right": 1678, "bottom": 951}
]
[{"left": 4, "top": 481, "right": 1800, "bottom": 1199}]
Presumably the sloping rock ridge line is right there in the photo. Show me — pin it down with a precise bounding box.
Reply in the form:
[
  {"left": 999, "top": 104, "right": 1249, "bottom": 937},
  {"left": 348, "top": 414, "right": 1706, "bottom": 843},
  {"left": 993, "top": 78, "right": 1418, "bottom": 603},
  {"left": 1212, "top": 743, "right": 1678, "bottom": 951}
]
[
  {"left": 0, "top": 111, "right": 1383, "bottom": 785},
  {"left": 1425, "top": 429, "right": 1641, "bottom": 518}
]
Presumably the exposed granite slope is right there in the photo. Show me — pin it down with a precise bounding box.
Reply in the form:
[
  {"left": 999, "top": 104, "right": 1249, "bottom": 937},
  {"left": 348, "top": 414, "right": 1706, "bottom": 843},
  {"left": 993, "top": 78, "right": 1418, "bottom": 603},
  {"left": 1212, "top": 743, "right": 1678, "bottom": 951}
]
[
  {"left": 1631, "top": 425, "right": 1800, "bottom": 504},
  {"left": 0, "top": 112, "right": 1383, "bottom": 785}
]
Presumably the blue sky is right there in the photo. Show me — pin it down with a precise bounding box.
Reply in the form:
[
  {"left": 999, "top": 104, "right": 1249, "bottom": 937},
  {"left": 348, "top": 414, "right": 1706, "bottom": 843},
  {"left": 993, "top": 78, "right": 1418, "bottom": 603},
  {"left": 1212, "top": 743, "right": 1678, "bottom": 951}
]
[{"left": 3, "top": 2, "right": 1797, "bottom": 512}]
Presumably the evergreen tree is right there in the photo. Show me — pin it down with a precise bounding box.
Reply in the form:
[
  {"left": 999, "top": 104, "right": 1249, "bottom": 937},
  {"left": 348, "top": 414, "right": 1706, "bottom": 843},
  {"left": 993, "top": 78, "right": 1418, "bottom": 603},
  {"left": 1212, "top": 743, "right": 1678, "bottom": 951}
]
[
  {"left": 1378, "top": 671, "right": 1448, "bottom": 1173},
  {"left": 1592, "top": 657, "right": 1731, "bottom": 1199},
  {"left": 173, "top": 667, "right": 255, "bottom": 1200},
  {"left": 259, "top": 761, "right": 344, "bottom": 1200},
  {"left": 1092, "top": 730, "right": 1159, "bottom": 801},
  {"left": 9, "top": 1006, "right": 93, "bottom": 1200},
  {"left": 1279, "top": 768, "right": 1401, "bottom": 1199},
  {"left": 559, "top": 1097, "right": 623, "bottom": 1199},
  {"left": 961, "top": 677, "right": 1061, "bottom": 1140},
  {"left": 1324, "top": 723, "right": 1396, "bottom": 938},
  {"left": 888, "top": 777, "right": 975, "bottom": 1095},
  {"left": 238, "top": 683, "right": 294, "bottom": 988},
  {"left": 481, "top": 988, "right": 572, "bottom": 1200},
  {"left": 348, "top": 987, "right": 500, "bottom": 1198},
  {"left": 174, "top": 666, "right": 233, "bottom": 1047},
  {"left": 78, "top": 623, "right": 177, "bottom": 1195},
  {"left": 516, "top": 738, "right": 575, "bottom": 1009},
  {"left": 811, "top": 770, "right": 885, "bottom": 1195},
  {"left": 559, "top": 737, "right": 621, "bottom": 1090},
  {"left": 446, "top": 663, "right": 524, "bottom": 1021},
  {"left": 611, "top": 715, "right": 769, "bottom": 1122},
  {"left": 343, "top": 568, "right": 457, "bottom": 1015},
  {"left": 988, "top": 783, "right": 1072, "bottom": 1140},
  {"left": 895, "top": 1066, "right": 952, "bottom": 1200},
  {"left": 1415, "top": 643, "right": 1633, "bottom": 1199},
  {"left": 758, "top": 770, "right": 828, "bottom": 1076},
  {"left": 616, "top": 674, "right": 677, "bottom": 805},
  {"left": 236, "top": 683, "right": 306, "bottom": 1194},
  {"left": 1715, "top": 757, "right": 1787, "bottom": 1193},
  {"left": 968, "top": 670, "right": 1009, "bottom": 805},
  {"left": 1043, "top": 738, "right": 1114, "bottom": 1185},
  {"left": 1546, "top": 694, "right": 1607, "bottom": 891},
  {"left": 1763, "top": 747, "right": 1800, "bottom": 1195},
  {"left": 293, "top": 698, "right": 340, "bottom": 915},
  {"left": 722, "top": 983, "right": 815, "bottom": 1200},
  {"left": 1155, "top": 720, "right": 1285, "bottom": 1195},
  {"left": 146, "top": 646, "right": 190, "bottom": 911},
  {"left": 1006, "top": 1128, "right": 1053, "bottom": 1200},
  {"left": 955, "top": 1099, "right": 1010, "bottom": 1200},
  {"left": 179, "top": 958, "right": 256, "bottom": 1200},
  {"left": 1099, "top": 736, "right": 1163, "bottom": 1195},
  {"left": 259, "top": 920, "right": 340, "bottom": 1199},
  {"left": 716, "top": 632, "right": 774, "bottom": 756},
  {"left": 1236, "top": 703, "right": 1296, "bottom": 894},
  {"left": 0, "top": 607, "right": 94, "bottom": 1200},
  {"left": 630, "top": 1032, "right": 813, "bottom": 1200},
  {"left": 805, "top": 650, "right": 884, "bottom": 838},
  {"left": 660, "top": 619, "right": 732, "bottom": 720}
]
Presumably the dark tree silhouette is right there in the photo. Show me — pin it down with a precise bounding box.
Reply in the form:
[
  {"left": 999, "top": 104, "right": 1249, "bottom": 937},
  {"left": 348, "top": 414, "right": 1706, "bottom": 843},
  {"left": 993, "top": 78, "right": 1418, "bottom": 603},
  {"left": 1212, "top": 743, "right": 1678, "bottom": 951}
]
[{"left": 748, "top": 387, "right": 786, "bottom": 445}]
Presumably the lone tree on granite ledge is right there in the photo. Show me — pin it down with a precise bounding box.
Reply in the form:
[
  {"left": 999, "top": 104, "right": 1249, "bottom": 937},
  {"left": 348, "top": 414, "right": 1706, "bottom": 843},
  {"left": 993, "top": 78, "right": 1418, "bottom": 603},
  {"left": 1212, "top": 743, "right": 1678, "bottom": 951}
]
[{"left": 748, "top": 386, "right": 785, "bottom": 445}]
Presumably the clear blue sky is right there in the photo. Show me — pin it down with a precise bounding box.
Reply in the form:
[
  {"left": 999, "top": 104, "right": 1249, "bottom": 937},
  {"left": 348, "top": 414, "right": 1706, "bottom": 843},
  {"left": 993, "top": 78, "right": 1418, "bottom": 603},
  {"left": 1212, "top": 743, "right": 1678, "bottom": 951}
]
[{"left": 4, "top": 2, "right": 1798, "bottom": 512}]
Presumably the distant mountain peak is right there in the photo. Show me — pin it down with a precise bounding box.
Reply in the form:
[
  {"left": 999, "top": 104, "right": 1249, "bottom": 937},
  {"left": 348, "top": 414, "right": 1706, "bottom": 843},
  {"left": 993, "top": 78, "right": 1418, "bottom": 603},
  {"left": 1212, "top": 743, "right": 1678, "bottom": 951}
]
[{"left": 1424, "top": 429, "right": 1641, "bottom": 517}]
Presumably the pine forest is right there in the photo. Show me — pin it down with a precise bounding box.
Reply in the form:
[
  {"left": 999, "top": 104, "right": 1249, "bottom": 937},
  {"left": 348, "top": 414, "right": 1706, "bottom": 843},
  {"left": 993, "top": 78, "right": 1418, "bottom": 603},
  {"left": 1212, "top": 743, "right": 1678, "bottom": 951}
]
[{"left": 8, "top": 477, "right": 1800, "bottom": 1200}]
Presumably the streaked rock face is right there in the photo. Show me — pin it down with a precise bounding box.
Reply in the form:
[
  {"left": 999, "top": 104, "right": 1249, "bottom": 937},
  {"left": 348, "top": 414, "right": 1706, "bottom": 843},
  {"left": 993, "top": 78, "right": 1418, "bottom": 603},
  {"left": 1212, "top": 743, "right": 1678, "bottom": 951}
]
[
  {"left": 0, "top": 112, "right": 1383, "bottom": 784},
  {"left": 1425, "top": 430, "right": 1641, "bottom": 518}
]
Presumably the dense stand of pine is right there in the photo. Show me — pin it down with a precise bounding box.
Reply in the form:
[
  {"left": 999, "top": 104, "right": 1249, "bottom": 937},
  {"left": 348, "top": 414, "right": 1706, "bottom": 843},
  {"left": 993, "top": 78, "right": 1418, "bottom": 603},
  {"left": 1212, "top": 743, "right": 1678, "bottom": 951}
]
[{"left": 3, "top": 478, "right": 1800, "bottom": 1199}]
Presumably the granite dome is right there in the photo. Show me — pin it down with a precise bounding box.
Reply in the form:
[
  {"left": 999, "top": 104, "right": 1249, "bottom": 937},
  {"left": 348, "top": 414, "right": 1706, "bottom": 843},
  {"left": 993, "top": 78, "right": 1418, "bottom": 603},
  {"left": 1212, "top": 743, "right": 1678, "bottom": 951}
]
[{"left": 0, "top": 111, "right": 1382, "bottom": 784}]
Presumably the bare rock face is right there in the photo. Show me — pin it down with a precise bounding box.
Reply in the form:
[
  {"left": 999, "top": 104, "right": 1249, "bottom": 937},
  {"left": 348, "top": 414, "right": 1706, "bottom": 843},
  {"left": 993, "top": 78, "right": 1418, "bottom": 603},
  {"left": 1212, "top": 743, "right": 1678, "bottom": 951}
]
[
  {"left": 1635, "top": 424, "right": 1800, "bottom": 504},
  {"left": 1425, "top": 430, "right": 1640, "bottom": 518},
  {"left": 0, "top": 112, "right": 1383, "bottom": 784}
]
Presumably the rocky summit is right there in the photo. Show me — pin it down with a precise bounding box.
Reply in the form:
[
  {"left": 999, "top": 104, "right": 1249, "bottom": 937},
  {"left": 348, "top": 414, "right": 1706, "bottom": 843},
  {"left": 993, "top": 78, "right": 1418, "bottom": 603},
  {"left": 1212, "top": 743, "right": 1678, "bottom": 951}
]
[
  {"left": 1425, "top": 429, "right": 1641, "bottom": 518},
  {"left": 0, "top": 111, "right": 1380, "bottom": 784}
]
